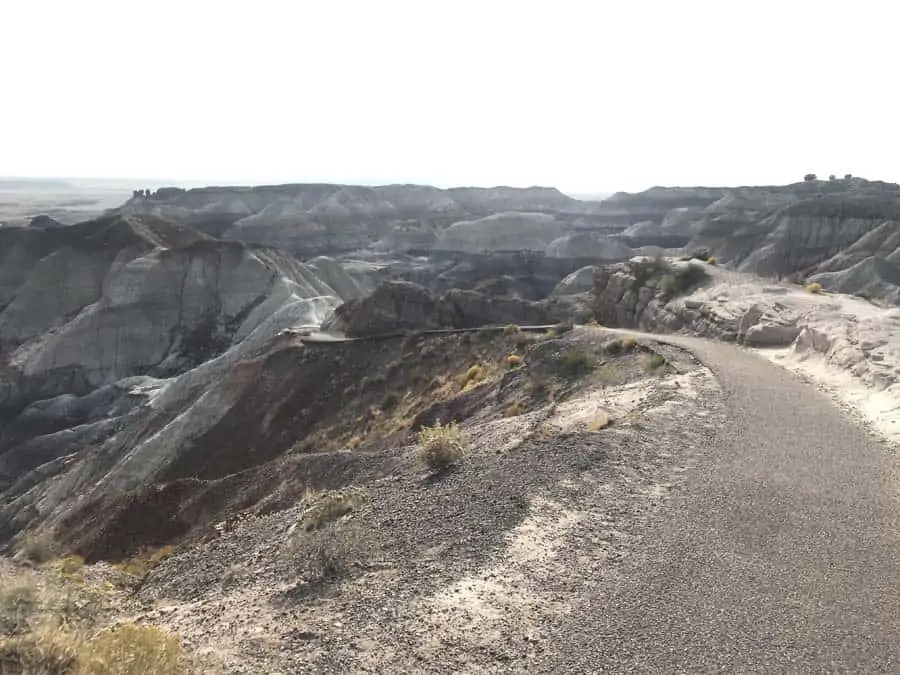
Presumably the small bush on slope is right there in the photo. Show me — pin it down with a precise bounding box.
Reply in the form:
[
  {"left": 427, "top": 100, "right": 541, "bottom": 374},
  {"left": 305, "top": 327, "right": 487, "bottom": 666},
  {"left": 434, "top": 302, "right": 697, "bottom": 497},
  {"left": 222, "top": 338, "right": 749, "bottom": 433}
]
[
  {"left": 459, "top": 364, "right": 485, "bottom": 390},
  {"left": 640, "top": 353, "right": 668, "bottom": 374},
  {"left": 296, "top": 536, "right": 350, "bottom": 583},
  {"left": 285, "top": 523, "right": 372, "bottom": 586},
  {"left": 299, "top": 488, "right": 366, "bottom": 532},
  {"left": 558, "top": 349, "right": 596, "bottom": 377},
  {"left": 660, "top": 262, "right": 709, "bottom": 299},
  {"left": 417, "top": 421, "right": 469, "bottom": 470}
]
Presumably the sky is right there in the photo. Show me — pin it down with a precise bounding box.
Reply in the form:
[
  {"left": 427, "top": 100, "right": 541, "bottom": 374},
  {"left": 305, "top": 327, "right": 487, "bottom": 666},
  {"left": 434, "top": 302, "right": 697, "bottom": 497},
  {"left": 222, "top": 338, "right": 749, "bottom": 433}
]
[{"left": 3, "top": 0, "right": 898, "bottom": 193}]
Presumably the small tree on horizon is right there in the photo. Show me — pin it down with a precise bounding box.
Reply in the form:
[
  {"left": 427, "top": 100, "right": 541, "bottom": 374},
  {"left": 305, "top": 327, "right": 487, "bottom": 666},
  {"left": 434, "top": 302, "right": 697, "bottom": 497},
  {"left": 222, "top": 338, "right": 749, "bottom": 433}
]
[{"left": 804, "top": 173, "right": 817, "bottom": 182}]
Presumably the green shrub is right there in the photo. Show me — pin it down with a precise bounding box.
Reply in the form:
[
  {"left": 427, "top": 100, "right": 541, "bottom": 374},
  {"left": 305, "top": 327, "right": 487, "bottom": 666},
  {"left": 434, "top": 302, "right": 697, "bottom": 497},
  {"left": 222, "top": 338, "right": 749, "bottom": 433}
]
[
  {"left": 526, "top": 374, "right": 550, "bottom": 399},
  {"left": 640, "top": 353, "right": 668, "bottom": 374},
  {"left": 660, "top": 263, "right": 709, "bottom": 299},
  {"left": 603, "top": 339, "right": 624, "bottom": 355},
  {"left": 559, "top": 349, "right": 596, "bottom": 377}
]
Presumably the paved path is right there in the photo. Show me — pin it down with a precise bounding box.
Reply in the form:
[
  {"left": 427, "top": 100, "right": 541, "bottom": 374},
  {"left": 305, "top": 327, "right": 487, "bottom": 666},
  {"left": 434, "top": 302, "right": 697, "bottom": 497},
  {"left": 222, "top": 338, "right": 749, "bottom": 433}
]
[{"left": 542, "top": 329, "right": 900, "bottom": 673}]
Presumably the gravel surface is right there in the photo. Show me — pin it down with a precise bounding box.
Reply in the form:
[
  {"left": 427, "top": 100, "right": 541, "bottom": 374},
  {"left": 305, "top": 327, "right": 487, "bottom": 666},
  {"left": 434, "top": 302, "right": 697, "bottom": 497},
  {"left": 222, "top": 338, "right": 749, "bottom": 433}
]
[
  {"left": 538, "top": 328, "right": 900, "bottom": 673},
  {"left": 135, "top": 333, "right": 727, "bottom": 673},
  {"left": 131, "top": 326, "right": 900, "bottom": 673}
]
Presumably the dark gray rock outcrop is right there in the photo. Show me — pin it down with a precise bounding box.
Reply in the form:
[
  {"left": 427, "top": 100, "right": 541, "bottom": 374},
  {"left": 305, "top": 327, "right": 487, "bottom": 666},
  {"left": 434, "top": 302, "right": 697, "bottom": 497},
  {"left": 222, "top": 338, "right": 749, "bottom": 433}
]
[{"left": 321, "top": 280, "right": 578, "bottom": 337}]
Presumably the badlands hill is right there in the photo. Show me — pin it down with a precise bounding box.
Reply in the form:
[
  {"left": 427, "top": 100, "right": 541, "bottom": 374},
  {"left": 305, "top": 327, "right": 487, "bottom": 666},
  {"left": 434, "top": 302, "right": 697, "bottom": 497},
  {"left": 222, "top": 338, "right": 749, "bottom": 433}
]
[
  {"left": 2, "top": 178, "right": 900, "bottom": 671},
  {"left": 4, "top": 177, "right": 900, "bottom": 546},
  {"left": 114, "top": 177, "right": 900, "bottom": 305}
]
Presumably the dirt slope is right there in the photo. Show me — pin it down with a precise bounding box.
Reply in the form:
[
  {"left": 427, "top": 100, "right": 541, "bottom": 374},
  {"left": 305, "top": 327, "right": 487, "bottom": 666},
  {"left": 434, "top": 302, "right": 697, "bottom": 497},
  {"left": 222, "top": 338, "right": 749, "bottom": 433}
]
[{"left": 127, "top": 330, "right": 723, "bottom": 673}]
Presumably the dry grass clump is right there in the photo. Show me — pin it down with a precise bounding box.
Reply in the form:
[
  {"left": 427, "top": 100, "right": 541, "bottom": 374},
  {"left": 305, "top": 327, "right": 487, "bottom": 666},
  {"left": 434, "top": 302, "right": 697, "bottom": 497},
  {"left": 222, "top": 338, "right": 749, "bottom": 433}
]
[
  {"left": 0, "top": 585, "right": 39, "bottom": 636},
  {"left": 113, "top": 546, "right": 174, "bottom": 579},
  {"left": 78, "top": 623, "right": 183, "bottom": 675},
  {"left": 804, "top": 281, "right": 823, "bottom": 294},
  {"left": 640, "top": 353, "right": 668, "bottom": 374},
  {"left": 459, "top": 364, "right": 485, "bottom": 389},
  {"left": 285, "top": 522, "right": 372, "bottom": 586},
  {"left": 0, "top": 623, "right": 81, "bottom": 675},
  {"left": 604, "top": 337, "right": 637, "bottom": 354},
  {"left": 417, "top": 420, "right": 469, "bottom": 470},
  {"left": 15, "top": 530, "right": 59, "bottom": 565},
  {"left": 526, "top": 374, "right": 551, "bottom": 400},
  {"left": 379, "top": 391, "right": 400, "bottom": 411},
  {"left": 299, "top": 487, "right": 366, "bottom": 532},
  {"left": 603, "top": 338, "right": 624, "bottom": 355},
  {"left": 505, "top": 403, "right": 525, "bottom": 417},
  {"left": 594, "top": 365, "right": 625, "bottom": 385},
  {"left": 0, "top": 571, "right": 187, "bottom": 674},
  {"left": 506, "top": 353, "right": 522, "bottom": 368}
]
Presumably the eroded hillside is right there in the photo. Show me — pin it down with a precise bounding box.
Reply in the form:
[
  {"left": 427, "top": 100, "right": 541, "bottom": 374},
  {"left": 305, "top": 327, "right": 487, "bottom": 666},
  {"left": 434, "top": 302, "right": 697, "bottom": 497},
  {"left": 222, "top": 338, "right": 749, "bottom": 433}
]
[
  {"left": 3, "top": 323, "right": 724, "bottom": 673},
  {"left": 4, "top": 179, "right": 900, "bottom": 672},
  {"left": 113, "top": 178, "right": 900, "bottom": 305}
]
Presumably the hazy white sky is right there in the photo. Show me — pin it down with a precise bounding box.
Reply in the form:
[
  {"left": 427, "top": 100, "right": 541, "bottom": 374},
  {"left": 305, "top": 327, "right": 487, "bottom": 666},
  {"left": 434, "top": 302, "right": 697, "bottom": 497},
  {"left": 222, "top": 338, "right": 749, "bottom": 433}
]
[{"left": 3, "top": 1, "right": 897, "bottom": 192}]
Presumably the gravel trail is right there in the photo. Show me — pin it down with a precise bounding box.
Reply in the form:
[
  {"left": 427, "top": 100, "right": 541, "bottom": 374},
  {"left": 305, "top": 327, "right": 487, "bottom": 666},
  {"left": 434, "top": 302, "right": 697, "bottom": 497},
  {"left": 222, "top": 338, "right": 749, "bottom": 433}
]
[{"left": 540, "top": 329, "right": 900, "bottom": 673}]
